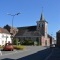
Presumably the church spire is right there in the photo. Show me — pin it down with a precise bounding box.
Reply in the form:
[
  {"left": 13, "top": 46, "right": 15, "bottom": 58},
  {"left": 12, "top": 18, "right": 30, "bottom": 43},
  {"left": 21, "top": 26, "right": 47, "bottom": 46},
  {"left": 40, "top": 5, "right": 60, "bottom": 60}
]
[
  {"left": 40, "top": 7, "right": 45, "bottom": 21},
  {"left": 40, "top": 13, "right": 44, "bottom": 21}
]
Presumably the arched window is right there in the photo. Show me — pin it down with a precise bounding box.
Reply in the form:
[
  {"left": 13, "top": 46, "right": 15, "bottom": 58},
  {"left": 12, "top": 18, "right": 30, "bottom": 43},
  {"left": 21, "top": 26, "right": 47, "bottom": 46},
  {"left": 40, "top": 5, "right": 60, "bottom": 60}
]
[
  {"left": 39, "top": 24, "right": 40, "bottom": 27},
  {"left": 40, "top": 23, "right": 44, "bottom": 27},
  {"left": 42, "top": 24, "right": 43, "bottom": 27}
]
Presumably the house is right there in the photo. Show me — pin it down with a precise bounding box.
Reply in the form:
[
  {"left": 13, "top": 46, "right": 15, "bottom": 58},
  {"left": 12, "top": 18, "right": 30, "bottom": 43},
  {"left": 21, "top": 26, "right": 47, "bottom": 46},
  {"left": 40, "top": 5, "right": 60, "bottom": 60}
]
[
  {"left": 14, "top": 13, "right": 52, "bottom": 46},
  {"left": 56, "top": 30, "right": 60, "bottom": 47},
  {"left": 48, "top": 34, "right": 55, "bottom": 45},
  {"left": 4, "top": 24, "right": 18, "bottom": 37},
  {"left": 0, "top": 27, "right": 12, "bottom": 46}
]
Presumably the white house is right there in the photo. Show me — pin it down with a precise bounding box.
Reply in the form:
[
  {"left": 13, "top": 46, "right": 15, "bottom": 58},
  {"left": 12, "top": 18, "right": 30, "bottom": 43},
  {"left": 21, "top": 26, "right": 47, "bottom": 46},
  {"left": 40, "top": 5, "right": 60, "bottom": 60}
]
[{"left": 0, "top": 27, "right": 12, "bottom": 46}]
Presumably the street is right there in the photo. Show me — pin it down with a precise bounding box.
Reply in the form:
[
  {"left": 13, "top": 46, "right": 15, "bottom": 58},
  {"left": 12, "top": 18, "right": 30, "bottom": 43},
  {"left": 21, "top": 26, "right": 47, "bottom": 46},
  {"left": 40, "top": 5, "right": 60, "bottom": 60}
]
[{"left": 0, "top": 46, "right": 53, "bottom": 60}]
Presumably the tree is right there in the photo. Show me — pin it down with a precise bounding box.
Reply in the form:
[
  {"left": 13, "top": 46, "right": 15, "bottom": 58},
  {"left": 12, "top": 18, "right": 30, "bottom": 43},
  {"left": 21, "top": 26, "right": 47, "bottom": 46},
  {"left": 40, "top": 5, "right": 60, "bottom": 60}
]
[
  {"left": 3, "top": 24, "right": 11, "bottom": 32},
  {"left": 13, "top": 38, "right": 19, "bottom": 45}
]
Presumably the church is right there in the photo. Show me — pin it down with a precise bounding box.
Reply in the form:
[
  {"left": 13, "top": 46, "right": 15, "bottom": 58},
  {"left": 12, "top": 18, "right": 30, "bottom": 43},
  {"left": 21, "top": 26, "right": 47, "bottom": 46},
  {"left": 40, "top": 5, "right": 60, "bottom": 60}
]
[{"left": 14, "top": 13, "right": 52, "bottom": 46}]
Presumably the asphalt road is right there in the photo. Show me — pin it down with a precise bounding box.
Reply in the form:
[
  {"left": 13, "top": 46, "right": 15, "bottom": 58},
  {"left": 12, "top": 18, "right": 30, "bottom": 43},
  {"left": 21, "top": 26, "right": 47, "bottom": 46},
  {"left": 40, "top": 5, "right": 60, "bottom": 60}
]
[{"left": 0, "top": 46, "right": 53, "bottom": 60}]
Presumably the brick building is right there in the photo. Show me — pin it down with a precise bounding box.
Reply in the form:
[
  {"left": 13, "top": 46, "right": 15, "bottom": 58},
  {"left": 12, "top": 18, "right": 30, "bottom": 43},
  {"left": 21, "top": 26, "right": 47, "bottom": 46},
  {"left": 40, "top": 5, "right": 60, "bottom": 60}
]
[{"left": 56, "top": 30, "right": 60, "bottom": 47}]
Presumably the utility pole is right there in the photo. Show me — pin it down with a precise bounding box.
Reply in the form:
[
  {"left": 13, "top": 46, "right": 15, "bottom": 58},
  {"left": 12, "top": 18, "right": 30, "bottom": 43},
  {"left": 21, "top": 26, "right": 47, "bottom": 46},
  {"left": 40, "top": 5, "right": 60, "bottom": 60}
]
[{"left": 7, "top": 13, "right": 20, "bottom": 40}]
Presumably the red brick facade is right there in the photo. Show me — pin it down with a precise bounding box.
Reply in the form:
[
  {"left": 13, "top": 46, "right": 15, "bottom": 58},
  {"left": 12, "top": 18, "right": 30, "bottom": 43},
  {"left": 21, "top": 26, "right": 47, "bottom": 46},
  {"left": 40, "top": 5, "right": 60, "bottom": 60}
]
[{"left": 40, "top": 36, "right": 50, "bottom": 46}]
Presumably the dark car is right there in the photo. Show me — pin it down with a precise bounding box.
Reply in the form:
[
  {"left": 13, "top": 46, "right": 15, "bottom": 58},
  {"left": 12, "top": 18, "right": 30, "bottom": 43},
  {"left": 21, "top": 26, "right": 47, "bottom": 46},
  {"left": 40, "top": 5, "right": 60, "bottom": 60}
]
[
  {"left": 50, "top": 44, "right": 56, "bottom": 48},
  {"left": 3, "top": 43, "right": 14, "bottom": 51}
]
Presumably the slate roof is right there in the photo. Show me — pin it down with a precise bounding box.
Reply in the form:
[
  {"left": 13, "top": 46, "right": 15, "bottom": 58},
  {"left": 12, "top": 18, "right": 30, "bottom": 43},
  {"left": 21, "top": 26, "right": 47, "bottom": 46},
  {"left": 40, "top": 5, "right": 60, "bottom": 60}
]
[
  {"left": 48, "top": 34, "right": 51, "bottom": 37},
  {"left": 40, "top": 13, "right": 48, "bottom": 23},
  {"left": 17, "top": 26, "right": 36, "bottom": 31},
  {"left": 15, "top": 26, "right": 41, "bottom": 37},
  {"left": 0, "top": 27, "right": 10, "bottom": 34},
  {"left": 57, "top": 30, "right": 60, "bottom": 33}
]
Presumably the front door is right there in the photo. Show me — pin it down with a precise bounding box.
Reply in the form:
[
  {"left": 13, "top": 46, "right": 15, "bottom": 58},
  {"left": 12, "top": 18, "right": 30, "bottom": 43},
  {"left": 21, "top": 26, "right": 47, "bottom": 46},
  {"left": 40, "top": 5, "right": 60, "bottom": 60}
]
[{"left": 45, "top": 40, "right": 47, "bottom": 46}]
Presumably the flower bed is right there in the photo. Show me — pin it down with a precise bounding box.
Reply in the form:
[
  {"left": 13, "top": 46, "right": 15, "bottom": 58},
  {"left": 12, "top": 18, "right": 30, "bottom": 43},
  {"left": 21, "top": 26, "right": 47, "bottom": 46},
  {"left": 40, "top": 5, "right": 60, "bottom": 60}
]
[
  {"left": 13, "top": 45, "right": 25, "bottom": 50},
  {"left": 0, "top": 45, "right": 4, "bottom": 48}
]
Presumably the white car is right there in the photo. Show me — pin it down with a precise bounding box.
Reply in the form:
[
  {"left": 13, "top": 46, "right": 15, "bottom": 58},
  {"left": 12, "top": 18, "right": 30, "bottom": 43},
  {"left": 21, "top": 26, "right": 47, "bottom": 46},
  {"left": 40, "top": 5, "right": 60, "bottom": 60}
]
[{"left": 50, "top": 44, "right": 56, "bottom": 48}]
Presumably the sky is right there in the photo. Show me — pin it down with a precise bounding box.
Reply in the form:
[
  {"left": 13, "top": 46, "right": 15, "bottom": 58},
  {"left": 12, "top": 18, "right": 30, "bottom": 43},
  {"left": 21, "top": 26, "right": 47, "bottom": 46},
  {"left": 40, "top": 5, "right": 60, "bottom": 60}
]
[{"left": 0, "top": 0, "right": 60, "bottom": 38}]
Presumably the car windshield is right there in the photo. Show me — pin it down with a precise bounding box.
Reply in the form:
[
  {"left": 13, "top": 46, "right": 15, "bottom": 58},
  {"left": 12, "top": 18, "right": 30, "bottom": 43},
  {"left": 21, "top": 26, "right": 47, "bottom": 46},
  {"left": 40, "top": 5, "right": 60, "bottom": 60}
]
[{"left": 5, "top": 43, "right": 12, "bottom": 46}]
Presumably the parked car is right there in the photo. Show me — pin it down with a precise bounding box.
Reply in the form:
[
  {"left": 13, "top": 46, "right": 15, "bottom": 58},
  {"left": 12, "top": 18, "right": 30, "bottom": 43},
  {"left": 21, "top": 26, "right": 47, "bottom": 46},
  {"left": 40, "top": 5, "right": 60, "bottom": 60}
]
[
  {"left": 3, "top": 43, "right": 14, "bottom": 51},
  {"left": 50, "top": 44, "right": 56, "bottom": 48}
]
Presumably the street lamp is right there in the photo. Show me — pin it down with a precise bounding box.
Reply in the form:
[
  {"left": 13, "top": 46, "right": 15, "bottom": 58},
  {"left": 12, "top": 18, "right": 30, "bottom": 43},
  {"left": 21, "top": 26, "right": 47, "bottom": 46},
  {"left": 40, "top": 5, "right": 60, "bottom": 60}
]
[
  {"left": 7, "top": 13, "right": 20, "bottom": 40},
  {"left": 7, "top": 13, "right": 20, "bottom": 35}
]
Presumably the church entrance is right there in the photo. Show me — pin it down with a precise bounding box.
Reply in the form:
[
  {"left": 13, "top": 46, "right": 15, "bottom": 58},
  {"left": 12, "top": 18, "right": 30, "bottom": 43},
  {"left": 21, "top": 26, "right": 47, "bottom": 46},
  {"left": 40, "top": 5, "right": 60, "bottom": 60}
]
[{"left": 45, "top": 40, "right": 47, "bottom": 46}]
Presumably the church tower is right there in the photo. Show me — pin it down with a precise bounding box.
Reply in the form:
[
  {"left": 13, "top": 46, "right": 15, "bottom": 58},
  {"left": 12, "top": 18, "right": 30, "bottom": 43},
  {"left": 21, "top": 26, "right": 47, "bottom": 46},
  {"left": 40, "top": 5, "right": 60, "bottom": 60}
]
[{"left": 37, "top": 13, "right": 48, "bottom": 38}]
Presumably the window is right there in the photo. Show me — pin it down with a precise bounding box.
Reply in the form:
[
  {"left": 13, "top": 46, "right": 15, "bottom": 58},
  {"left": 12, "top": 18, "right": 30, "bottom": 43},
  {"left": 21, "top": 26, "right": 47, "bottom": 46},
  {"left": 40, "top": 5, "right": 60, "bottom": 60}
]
[
  {"left": 2, "top": 41, "right": 4, "bottom": 44},
  {"left": 8, "top": 41, "right": 10, "bottom": 43},
  {"left": 5, "top": 41, "right": 7, "bottom": 43},
  {"left": 2, "top": 35, "right": 4, "bottom": 38},
  {"left": 39, "top": 24, "right": 40, "bottom": 27},
  {"left": 40, "top": 23, "right": 43, "bottom": 27},
  {"left": 42, "top": 24, "right": 43, "bottom": 27},
  {"left": 10, "top": 36, "right": 11, "bottom": 38}
]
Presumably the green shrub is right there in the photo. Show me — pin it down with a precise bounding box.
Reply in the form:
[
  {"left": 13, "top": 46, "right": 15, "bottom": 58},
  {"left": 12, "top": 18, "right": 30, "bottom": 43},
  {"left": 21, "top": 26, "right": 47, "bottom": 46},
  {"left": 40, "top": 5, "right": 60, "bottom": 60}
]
[
  {"left": 13, "top": 38, "right": 20, "bottom": 45},
  {"left": 22, "top": 39, "right": 34, "bottom": 45}
]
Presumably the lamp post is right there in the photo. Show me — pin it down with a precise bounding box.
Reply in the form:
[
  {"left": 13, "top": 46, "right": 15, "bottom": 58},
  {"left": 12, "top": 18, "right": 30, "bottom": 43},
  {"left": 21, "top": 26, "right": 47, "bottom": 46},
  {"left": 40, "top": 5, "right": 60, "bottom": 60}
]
[{"left": 7, "top": 13, "right": 20, "bottom": 39}]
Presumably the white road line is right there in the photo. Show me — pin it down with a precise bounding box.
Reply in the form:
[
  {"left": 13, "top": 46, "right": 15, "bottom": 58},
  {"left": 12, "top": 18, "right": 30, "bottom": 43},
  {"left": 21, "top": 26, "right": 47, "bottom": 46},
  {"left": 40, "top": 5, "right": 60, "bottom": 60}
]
[
  {"left": 44, "top": 48, "right": 54, "bottom": 60},
  {"left": 0, "top": 49, "right": 30, "bottom": 57},
  {"left": 0, "top": 51, "right": 2, "bottom": 55}
]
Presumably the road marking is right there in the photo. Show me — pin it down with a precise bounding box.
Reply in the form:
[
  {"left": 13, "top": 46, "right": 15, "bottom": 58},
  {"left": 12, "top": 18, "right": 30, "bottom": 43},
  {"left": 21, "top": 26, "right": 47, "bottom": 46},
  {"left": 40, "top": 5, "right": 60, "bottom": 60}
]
[
  {"left": 0, "top": 49, "right": 30, "bottom": 57},
  {"left": 44, "top": 48, "right": 54, "bottom": 60},
  {"left": 0, "top": 51, "right": 2, "bottom": 55}
]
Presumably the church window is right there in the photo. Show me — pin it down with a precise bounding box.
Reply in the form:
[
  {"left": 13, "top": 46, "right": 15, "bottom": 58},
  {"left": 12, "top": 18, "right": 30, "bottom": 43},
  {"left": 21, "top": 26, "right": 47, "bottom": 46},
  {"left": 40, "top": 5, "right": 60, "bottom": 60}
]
[
  {"left": 45, "top": 40, "right": 47, "bottom": 46},
  {"left": 40, "top": 24, "right": 43, "bottom": 27},
  {"left": 39, "top": 24, "right": 40, "bottom": 27},
  {"left": 40, "top": 24, "right": 42, "bottom": 27}
]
